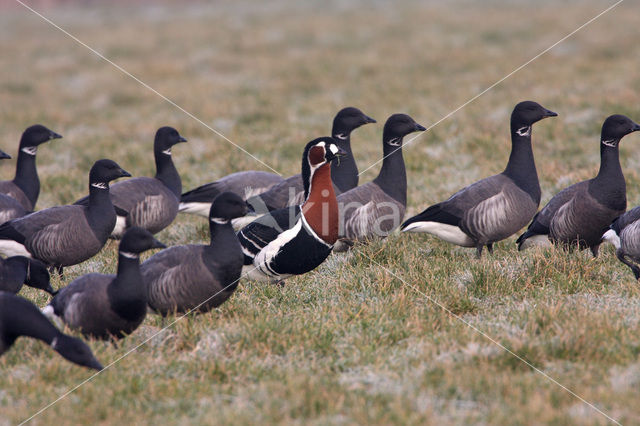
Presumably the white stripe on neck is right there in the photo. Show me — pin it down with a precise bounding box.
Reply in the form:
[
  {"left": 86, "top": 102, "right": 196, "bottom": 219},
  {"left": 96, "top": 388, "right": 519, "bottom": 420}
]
[
  {"left": 210, "top": 217, "right": 229, "bottom": 224},
  {"left": 21, "top": 146, "right": 38, "bottom": 156},
  {"left": 602, "top": 139, "right": 617, "bottom": 147},
  {"left": 162, "top": 148, "right": 172, "bottom": 156},
  {"left": 333, "top": 133, "right": 347, "bottom": 140},
  {"left": 51, "top": 336, "right": 59, "bottom": 349},
  {"left": 516, "top": 126, "right": 531, "bottom": 137},
  {"left": 91, "top": 182, "right": 107, "bottom": 190},
  {"left": 120, "top": 251, "right": 139, "bottom": 259}
]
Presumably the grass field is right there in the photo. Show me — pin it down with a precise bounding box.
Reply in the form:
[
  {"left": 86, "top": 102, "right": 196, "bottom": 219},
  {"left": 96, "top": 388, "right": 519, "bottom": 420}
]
[{"left": 1, "top": 0, "right": 640, "bottom": 424}]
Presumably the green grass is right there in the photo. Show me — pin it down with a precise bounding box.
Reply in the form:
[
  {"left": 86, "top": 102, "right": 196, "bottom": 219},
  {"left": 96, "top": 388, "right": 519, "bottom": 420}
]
[{"left": 2, "top": 0, "right": 640, "bottom": 424}]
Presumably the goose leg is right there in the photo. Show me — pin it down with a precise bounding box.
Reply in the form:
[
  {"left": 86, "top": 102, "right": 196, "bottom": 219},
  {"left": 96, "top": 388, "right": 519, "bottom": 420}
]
[
  {"left": 486, "top": 243, "right": 494, "bottom": 254},
  {"left": 475, "top": 244, "right": 484, "bottom": 259},
  {"left": 590, "top": 244, "right": 600, "bottom": 258},
  {"left": 616, "top": 249, "right": 640, "bottom": 280}
]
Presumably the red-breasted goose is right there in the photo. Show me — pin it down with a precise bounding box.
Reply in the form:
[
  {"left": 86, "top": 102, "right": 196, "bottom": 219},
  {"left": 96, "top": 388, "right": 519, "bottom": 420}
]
[
  {"left": 237, "top": 137, "right": 345, "bottom": 283},
  {"left": 142, "top": 192, "right": 248, "bottom": 315},
  {"left": 43, "top": 227, "right": 165, "bottom": 340},
  {"left": 402, "top": 101, "right": 557, "bottom": 257},
  {"left": 0, "top": 256, "right": 55, "bottom": 295},
  {"left": 245, "top": 107, "right": 375, "bottom": 213},
  {"left": 334, "top": 114, "right": 426, "bottom": 252},
  {"left": 0, "top": 125, "right": 62, "bottom": 212},
  {"left": 517, "top": 114, "right": 640, "bottom": 256},
  {"left": 75, "top": 127, "right": 187, "bottom": 238},
  {"left": 0, "top": 292, "right": 102, "bottom": 370},
  {"left": 0, "top": 159, "right": 130, "bottom": 273}
]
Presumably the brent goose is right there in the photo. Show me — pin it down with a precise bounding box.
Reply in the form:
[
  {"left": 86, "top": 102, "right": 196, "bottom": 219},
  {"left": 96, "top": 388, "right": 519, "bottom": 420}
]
[
  {"left": 0, "top": 159, "right": 130, "bottom": 272},
  {"left": 0, "top": 125, "right": 62, "bottom": 212},
  {"left": 334, "top": 114, "right": 426, "bottom": 252},
  {"left": 0, "top": 149, "right": 29, "bottom": 224},
  {"left": 401, "top": 101, "right": 557, "bottom": 257},
  {"left": 237, "top": 137, "right": 345, "bottom": 283},
  {"left": 75, "top": 127, "right": 187, "bottom": 238},
  {"left": 603, "top": 207, "right": 640, "bottom": 278},
  {"left": 143, "top": 192, "right": 248, "bottom": 315},
  {"left": 0, "top": 256, "right": 55, "bottom": 295},
  {"left": 43, "top": 227, "right": 165, "bottom": 339},
  {"left": 517, "top": 114, "right": 640, "bottom": 255},
  {"left": 246, "top": 107, "right": 375, "bottom": 212},
  {"left": 0, "top": 292, "right": 102, "bottom": 370}
]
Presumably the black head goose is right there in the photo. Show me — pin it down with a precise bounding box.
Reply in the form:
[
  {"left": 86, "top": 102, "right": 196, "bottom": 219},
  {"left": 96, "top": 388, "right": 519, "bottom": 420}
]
[
  {"left": 43, "top": 227, "right": 165, "bottom": 339},
  {"left": 401, "top": 101, "right": 557, "bottom": 257},
  {"left": 0, "top": 125, "right": 62, "bottom": 212},
  {"left": 0, "top": 159, "right": 130, "bottom": 273},
  {"left": 603, "top": 207, "right": 640, "bottom": 278},
  {"left": 75, "top": 127, "right": 187, "bottom": 238},
  {"left": 0, "top": 256, "right": 55, "bottom": 295},
  {"left": 0, "top": 149, "right": 29, "bottom": 224},
  {"left": 245, "top": 107, "right": 375, "bottom": 213},
  {"left": 0, "top": 292, "right": 102, "bottom": 370},
  {"left": 334, "top": 113, "right": 426, "bottom": 252},
  {"left": 237, "top": 137, "right": 345, "bottom": 283},
  {"left": 142, "top": 192, "right": 248, "bottom": 315},
  {"left": 517, "top": 114, "right": 640, "bottom": 256}
]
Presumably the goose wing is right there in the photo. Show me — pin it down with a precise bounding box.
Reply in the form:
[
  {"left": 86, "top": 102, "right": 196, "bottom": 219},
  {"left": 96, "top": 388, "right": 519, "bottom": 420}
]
[
  {"left": 247, "top": 175, "right": 304, "bottom": 212},
  {"left": 236, "top": 206, "right": 300, "bottom": 260}
]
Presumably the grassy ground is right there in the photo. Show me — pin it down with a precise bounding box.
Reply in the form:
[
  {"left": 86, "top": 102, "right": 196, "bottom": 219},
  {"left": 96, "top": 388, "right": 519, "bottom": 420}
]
[{"left": 1, "top": 0, "right": 640, "bottom": 424}]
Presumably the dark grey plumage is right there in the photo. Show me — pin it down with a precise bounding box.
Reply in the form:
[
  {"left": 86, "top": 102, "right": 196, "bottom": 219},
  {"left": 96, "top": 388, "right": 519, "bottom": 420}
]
[
  {"left": 45, "top": 227, "right": 165, "bottom": 340},
  {"left": 335, "top": 114, "right": 426, "bottom": 252},
  {"left": 603, "top": 207, "right": 640, "bottom": 278},
  {"left": 0, "top": 159, "right": 130, "bottom": 270},
  {"left": 517, "top": 114, "right": 640, "bottom": 256},
  {"left": 0, "top": 125, "right": 62, "bottom": 212},
  {"left": 246, "top": 107, "right": 376, "bottom": 213},
  {"left": 75, "top": 127, "right": 187, "bottom": 238},
  {"left": 143, "top": 192, "right": 248, "bottom": 315},
  {"left": 0, "top": 256, "right": 54, "bottom": 295},
  {"left": 0, "top": 148, "right": 28, "bottom": 224},
  {"left": 0, "top": 292, "right": 102, "bottom": 370},
  {"left": 402, "top": 101, "right": 557, "bottom": 257}
]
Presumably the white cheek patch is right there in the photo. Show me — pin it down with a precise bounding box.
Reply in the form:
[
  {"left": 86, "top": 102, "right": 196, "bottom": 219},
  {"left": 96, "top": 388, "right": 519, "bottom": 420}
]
[
  {"left": 516, "top": 126, "right": 531, "bottom": 137},
  {"left": 329, "top": 144, "right": 338, "bottom": 155},
  {"left": 602, "top": 139, "right": 618, "bottom": 147},
  {"left": 210, "top": 217, "right": 229, "bottom": 225},
  {"left": 120, "top": 251, "right": 139, "bottom": 259},
  {"left": 91, "top": 182, "right": 107, "bottom": 190},
  {"left": 21, "top": 146, "right": 38, "bottom": 156},
  {"left": 162, "top": 148, "right": 172, "bottom": 155}
]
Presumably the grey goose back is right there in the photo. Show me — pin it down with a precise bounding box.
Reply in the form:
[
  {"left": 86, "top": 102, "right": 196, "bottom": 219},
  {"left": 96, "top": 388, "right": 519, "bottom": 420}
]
[
  {"left": 75, "top": 127, "right": 187, "bottom": 238},
  {"left": 334, "top": 113, "right": 426, "bottom": 252},
  {"left": 0, "top": 159, "right": 131, "bottom": 273},
  {"left": 245, "top": 107, "right": 376, "bottom": 213},
  {"left": 0, "top": 148, "right": 28, "bottom": 224},
  {"left": 401, "top": 101, "right": 557, "bottom": 257},
  {"left": 517, "top": 114, "right": 640, "bottom": 256},
  {"left": 0, "top": 292, "right": 103, "bottom": 370},
  {"left": 603, "top": 206, "right": 640, "bottom": 279},
  {"left": 0, "top": 256, "right": 55, "bottom": 295},
  {"left": 0, "top": 125, "right": 62, "bottom": 212},
  {"left": 143, "top": 192, "right": 248, "bottom": 316},
  {"left": 43, "top": 227, "right": 165, "bottom": 340}
]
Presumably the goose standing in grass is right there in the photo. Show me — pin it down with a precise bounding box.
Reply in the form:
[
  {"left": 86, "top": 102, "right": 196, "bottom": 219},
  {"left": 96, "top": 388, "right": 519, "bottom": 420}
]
[
  {"left": 237, "top": 137, "right": 345, "bottom": 283},
  {"left": 75, "top": 127, "right": 187, "bottom": 238},
  {"left": 0, "top": 159, "right": 130, "bottom": 273},
  {"left": 0, "top": 292, "right": 103, "bottom": 370},
  {"left": 142, "top": 192, "right": 248, "bottom": 315},
  {"left": 0, "top": 148, "right": 29, "bottom": 224},
  {"left": 43, "top": 227, "right": 165, "bottom": 339},
  {"left": 401, "top": 101, "right": 557, "bottom": 257},
  {"left": 0, "top": 256, "right": 55, "bottom": 295},
  {"left": 245, "top": 107, "right": 376, "bottom": 213},
  {"left": 603, "top": 207, "right": 640, "bottom": 279},
  {"left": 517, "top": 114, "right": 640, "bottom": 256},
  {"left": 0, "top": 125, "right": 62, "bottom": 212},
  {"left": 334, "top": 113, "right": 426, "bottom": 252}
]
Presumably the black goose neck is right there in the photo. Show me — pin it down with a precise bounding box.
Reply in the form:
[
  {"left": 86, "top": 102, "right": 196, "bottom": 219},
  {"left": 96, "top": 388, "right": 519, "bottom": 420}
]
[
  {"left": 108, "top": 254, "right": 147, "bottom": 320},
  {"left": 13, "top": 146, "right": 39, "bottom": 208},
  {"left": 208, "top": 220, "right": 235, "bottom": 246},
  {"left": 372, "top": 137, "right": 406, "bottom": 205},
  {"left": 503, "top": 123, "right": 541, "bottom": 203},
  {"left": 87, "top": 182, "right": 116, "bottom": 238},
  {"left": 330, "top": 132, "right": 358, "bottom": 193},
  {"left": 154, "top": 148, "right": 181, "bottom": 198},
  {"left": 9, "top": 307, "right": 59, "bottom": 345},
  {"left": 590, "top": 141, "right": 625, "bottom": 210}
]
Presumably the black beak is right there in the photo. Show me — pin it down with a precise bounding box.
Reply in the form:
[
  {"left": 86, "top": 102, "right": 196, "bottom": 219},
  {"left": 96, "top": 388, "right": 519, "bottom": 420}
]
[
  {"left": 178, "top": 135, "right": 187, "bottom": 143},
  {"left": 88, "top": 358, "right": 104, "bottom": 371},
  {"left": 152, "top": 238, "right": 167, "bottom": 249},
  {"left": 415, "top": 123, "right": 427, "bottom": 132},
  {"left": 0, "top": 150, "right": 11, "bottom": 160},
  {"left": 364, "top": 115, "right": 377, "bottom": 124},
  {"left": 335, "top": 147, "right": 347, "bottom": 157},
  {"left": 244, "top": 201, "right": 254, "bottom": 214},
  {"left": 47, "top": 287, "right": 58, "bottom": 297},
  {"left": 120, "top": 168, "right": 132, "bottom": 178},
  {"left": 543, "top": 108, "right": 558, "bottom": 117},
  {"left": 49, "top": 132, "right": 63, "bottom": 140},
  {"left": 631, "top": 122, "right": 640, "bottom": 132}
]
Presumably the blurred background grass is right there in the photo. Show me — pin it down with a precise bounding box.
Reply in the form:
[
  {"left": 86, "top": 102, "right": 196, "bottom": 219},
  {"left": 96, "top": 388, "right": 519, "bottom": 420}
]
[{"left": 1, "top": 0, "right": 640, "bottom": 424}]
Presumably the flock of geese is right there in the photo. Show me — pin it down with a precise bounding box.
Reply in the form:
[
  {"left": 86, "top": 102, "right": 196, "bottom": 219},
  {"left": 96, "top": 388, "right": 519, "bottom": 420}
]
[{"left": 1, "top": 101, "right": 640, "bottom": 371}]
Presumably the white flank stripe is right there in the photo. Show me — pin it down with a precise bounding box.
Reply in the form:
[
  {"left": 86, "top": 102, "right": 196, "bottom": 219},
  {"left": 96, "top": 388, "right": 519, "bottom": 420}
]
[{"left": 402, "top": 221, "right": 475, "bottom": 247}]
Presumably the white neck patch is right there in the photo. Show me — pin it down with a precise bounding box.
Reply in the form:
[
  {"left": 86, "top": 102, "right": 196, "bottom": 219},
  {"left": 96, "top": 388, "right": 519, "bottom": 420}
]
[
  {"left": 120, "top": 251, "right": 139, "bottom": 259},
  {"left": 210, "top": 217, "right": 229, "bottom": 225},
  {"left": 387, "top": 137, "right": 401, "bottom": 146},
  {"left": 21, "top": 146, "right": 38, "bottom": 156},
  {"left": 333, "top": 133, "right": 347, "bottom": 140},
  {"left": 91, "top": 182, "right": 107, "bottom": 190},
  {"left": 602, "top": 139, "right": 618, "bottom": 147},
  {"left": 162, "top": 148, "right": 172, "bottom": 156},
  {"left": 516, "top": 126, "right": 531, "bottom": 137},
  {"left": 51, "top": 337, "right": 59, "bottom": 350}
]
